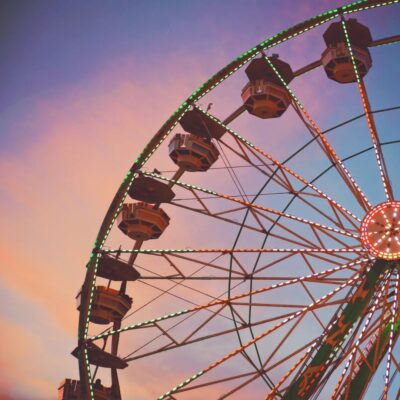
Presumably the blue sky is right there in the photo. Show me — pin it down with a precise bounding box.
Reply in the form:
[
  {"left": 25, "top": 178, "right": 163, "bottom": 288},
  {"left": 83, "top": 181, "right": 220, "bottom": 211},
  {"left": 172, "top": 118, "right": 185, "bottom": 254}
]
[{"left": 0, "top": 1, "right": 399, "bottom": 399}]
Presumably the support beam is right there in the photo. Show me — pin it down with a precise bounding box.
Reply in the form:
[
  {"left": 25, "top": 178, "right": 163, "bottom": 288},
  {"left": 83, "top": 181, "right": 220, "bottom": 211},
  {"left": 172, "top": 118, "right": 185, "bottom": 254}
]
[
  {"left": 339, "top": 321, "right": 399, "bottom": 399},
  {"left": 281, "top": 259, "right": 390, "bottom": 400}
]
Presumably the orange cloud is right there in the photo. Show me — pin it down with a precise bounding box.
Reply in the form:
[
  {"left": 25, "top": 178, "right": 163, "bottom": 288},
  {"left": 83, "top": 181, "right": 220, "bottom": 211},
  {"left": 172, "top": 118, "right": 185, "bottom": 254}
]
[{"left": 0, "top": 50, "right": 232, "bottom": 396}]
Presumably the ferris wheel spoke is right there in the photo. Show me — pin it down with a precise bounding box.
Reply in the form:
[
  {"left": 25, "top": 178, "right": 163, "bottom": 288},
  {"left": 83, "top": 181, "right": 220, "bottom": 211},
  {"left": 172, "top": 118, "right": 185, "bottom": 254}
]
[
  {"left": 122, "top": 300, "right": 360, "bottom": 365},
  {"left": 217, "top": 136, "right": 296, "bottom": 194},
  {"left": 219, "top": 133, "right": 323, "bottom": 206},
  {"left": 171, "top": 369, "right": 268, "bottom": 396},
  {"left": 221, "top": 115, "right": 397, "bottom": 233},
  {"left": 171, "top": 197, "right": 334, "bottom": 250},
  {"left": 157, "top": 252, "right": 245, "bottom": 277},
  {"left": 137, "top": 249, "right": 360, "bottom": 288},
  {"left": 121, "top": 281, "right": 252, "bottom": 362},
  {"left": 260, "top": 310, "right": 310, "bottom": 372},
  {"left": 234, "top": 137, "right": 358, "bottom": 231},
  {"left": 236, "top": 331, "right": 344, "bottom": 400},
  {"left": 193, "top": 104, "right": 363, "bottom": 223},
  {"left": 264, "top": 350, "right": 311, "bottom": 400},
  {"left": 196, "top": 337, "right": 317, "bottom": 399},
  {"left": 103, "top": 247, "right": 364, "bottom": 256},
  {"left": 171, "top": 200, "right": 265, "bottom": 234},
  {"left": 126, "top": 290, "right": 352, "bottom": 368},
  {"left": 88, "top": 252, "right": 247, "bottom": 343},
  {"left": 329, "top": 200, "right": 359, "bottom": 231},
  {"left": 290, "top": 97, "right": 372, "bottom": 209},
  {"left": 263, "top": 54, "right": 373, "bottom": 212},
  {"left": 264, "top": 292, "right": 356, "bottom": 400},
  {"left": 220, "top": 331, "right": 333, "bottom": 400},
  {"left": 289, "top": 192, "right": 359, "bottom": 234},
  {"left": 135, "top": 279, "right": 232, "bottom": 318},
  {"left": 173, "top": 206, "right": 344, "bottom": 252},
  {"left": 123, "top": 309, "right": 303, "bottom": 364},
  {"left": 341, "top": 17, "right": 395, "bottom": 202},
  {"left": 101, "top": 249, "right": 366, "bottom": 285},
  {"left": 299, "top": 281, "right": 329, "bottom": 330},
  {"left": 171, "top": 185, "right": 306, "bottom": 246},
  {"left": 143, "top": 171, "right": 359, "bottom": 243},
  {"left": 297, "top": 250, "right": 357, "bottom": 272},
  {"left": 156, "top": 269, "right": 364, "bottom": 399},
  {"left": 89, "top": 258, "right": 367, "bottom": 344}
]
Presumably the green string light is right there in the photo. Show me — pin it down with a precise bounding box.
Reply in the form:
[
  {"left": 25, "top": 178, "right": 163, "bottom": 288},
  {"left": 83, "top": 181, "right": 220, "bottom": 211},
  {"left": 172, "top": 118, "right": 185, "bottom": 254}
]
[
  {"left": 90, "top": 308, "right": 190, "bottom": 341},
  {"left": 341, "top": 19, "right": 361, "bottom": 82}
]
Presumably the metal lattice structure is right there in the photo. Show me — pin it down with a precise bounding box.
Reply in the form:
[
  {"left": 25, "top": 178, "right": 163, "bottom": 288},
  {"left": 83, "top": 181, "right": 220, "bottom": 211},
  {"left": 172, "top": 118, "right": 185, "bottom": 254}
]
[{"left": 59, "top": 1, "right": 400, "bottom": 399}]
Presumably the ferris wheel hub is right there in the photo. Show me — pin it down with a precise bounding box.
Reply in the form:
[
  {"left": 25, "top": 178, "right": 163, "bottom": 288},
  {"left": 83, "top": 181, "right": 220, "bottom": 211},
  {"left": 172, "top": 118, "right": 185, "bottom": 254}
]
[{"left": 360, "top": 201, "right": 400, "bottom": 260}]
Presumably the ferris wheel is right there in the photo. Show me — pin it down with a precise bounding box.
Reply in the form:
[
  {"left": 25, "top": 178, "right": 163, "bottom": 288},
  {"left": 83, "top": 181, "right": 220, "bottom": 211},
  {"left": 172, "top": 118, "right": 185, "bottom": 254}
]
[{"left": 58, "top": 1, "right": 400, "bottom": 399}]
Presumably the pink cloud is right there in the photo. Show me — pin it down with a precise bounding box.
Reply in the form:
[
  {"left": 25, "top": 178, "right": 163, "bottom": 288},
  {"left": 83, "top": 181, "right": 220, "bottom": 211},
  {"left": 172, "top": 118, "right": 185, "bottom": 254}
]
[{"left": 0, "top": 50, "right": 234, "bottom": 395}]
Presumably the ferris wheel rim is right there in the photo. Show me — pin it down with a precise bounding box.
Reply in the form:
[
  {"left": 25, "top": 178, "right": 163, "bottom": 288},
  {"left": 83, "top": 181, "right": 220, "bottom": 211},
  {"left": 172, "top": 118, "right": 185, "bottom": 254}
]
[{"left": 75, "top": 1, "right": 400, "bottom": 399}]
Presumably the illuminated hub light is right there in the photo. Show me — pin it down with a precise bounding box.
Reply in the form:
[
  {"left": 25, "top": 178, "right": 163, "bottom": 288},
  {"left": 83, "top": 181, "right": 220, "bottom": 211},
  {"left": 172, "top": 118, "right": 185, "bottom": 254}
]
[{"left": 360, "top": 201, "right": 400, "bottom": 259}]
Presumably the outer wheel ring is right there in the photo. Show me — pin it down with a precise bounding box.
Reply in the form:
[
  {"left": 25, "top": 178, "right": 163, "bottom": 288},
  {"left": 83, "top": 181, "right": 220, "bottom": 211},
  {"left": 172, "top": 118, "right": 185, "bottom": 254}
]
[{"left": 76, "top": 1, "right": 400, "bottom": 398}]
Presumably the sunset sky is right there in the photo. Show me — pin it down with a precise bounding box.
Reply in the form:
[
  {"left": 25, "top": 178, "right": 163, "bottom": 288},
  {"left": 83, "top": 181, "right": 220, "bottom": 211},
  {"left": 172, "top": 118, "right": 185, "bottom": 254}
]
[{"left": 1, "top": 1, "right": 399, "bottom": 399}]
